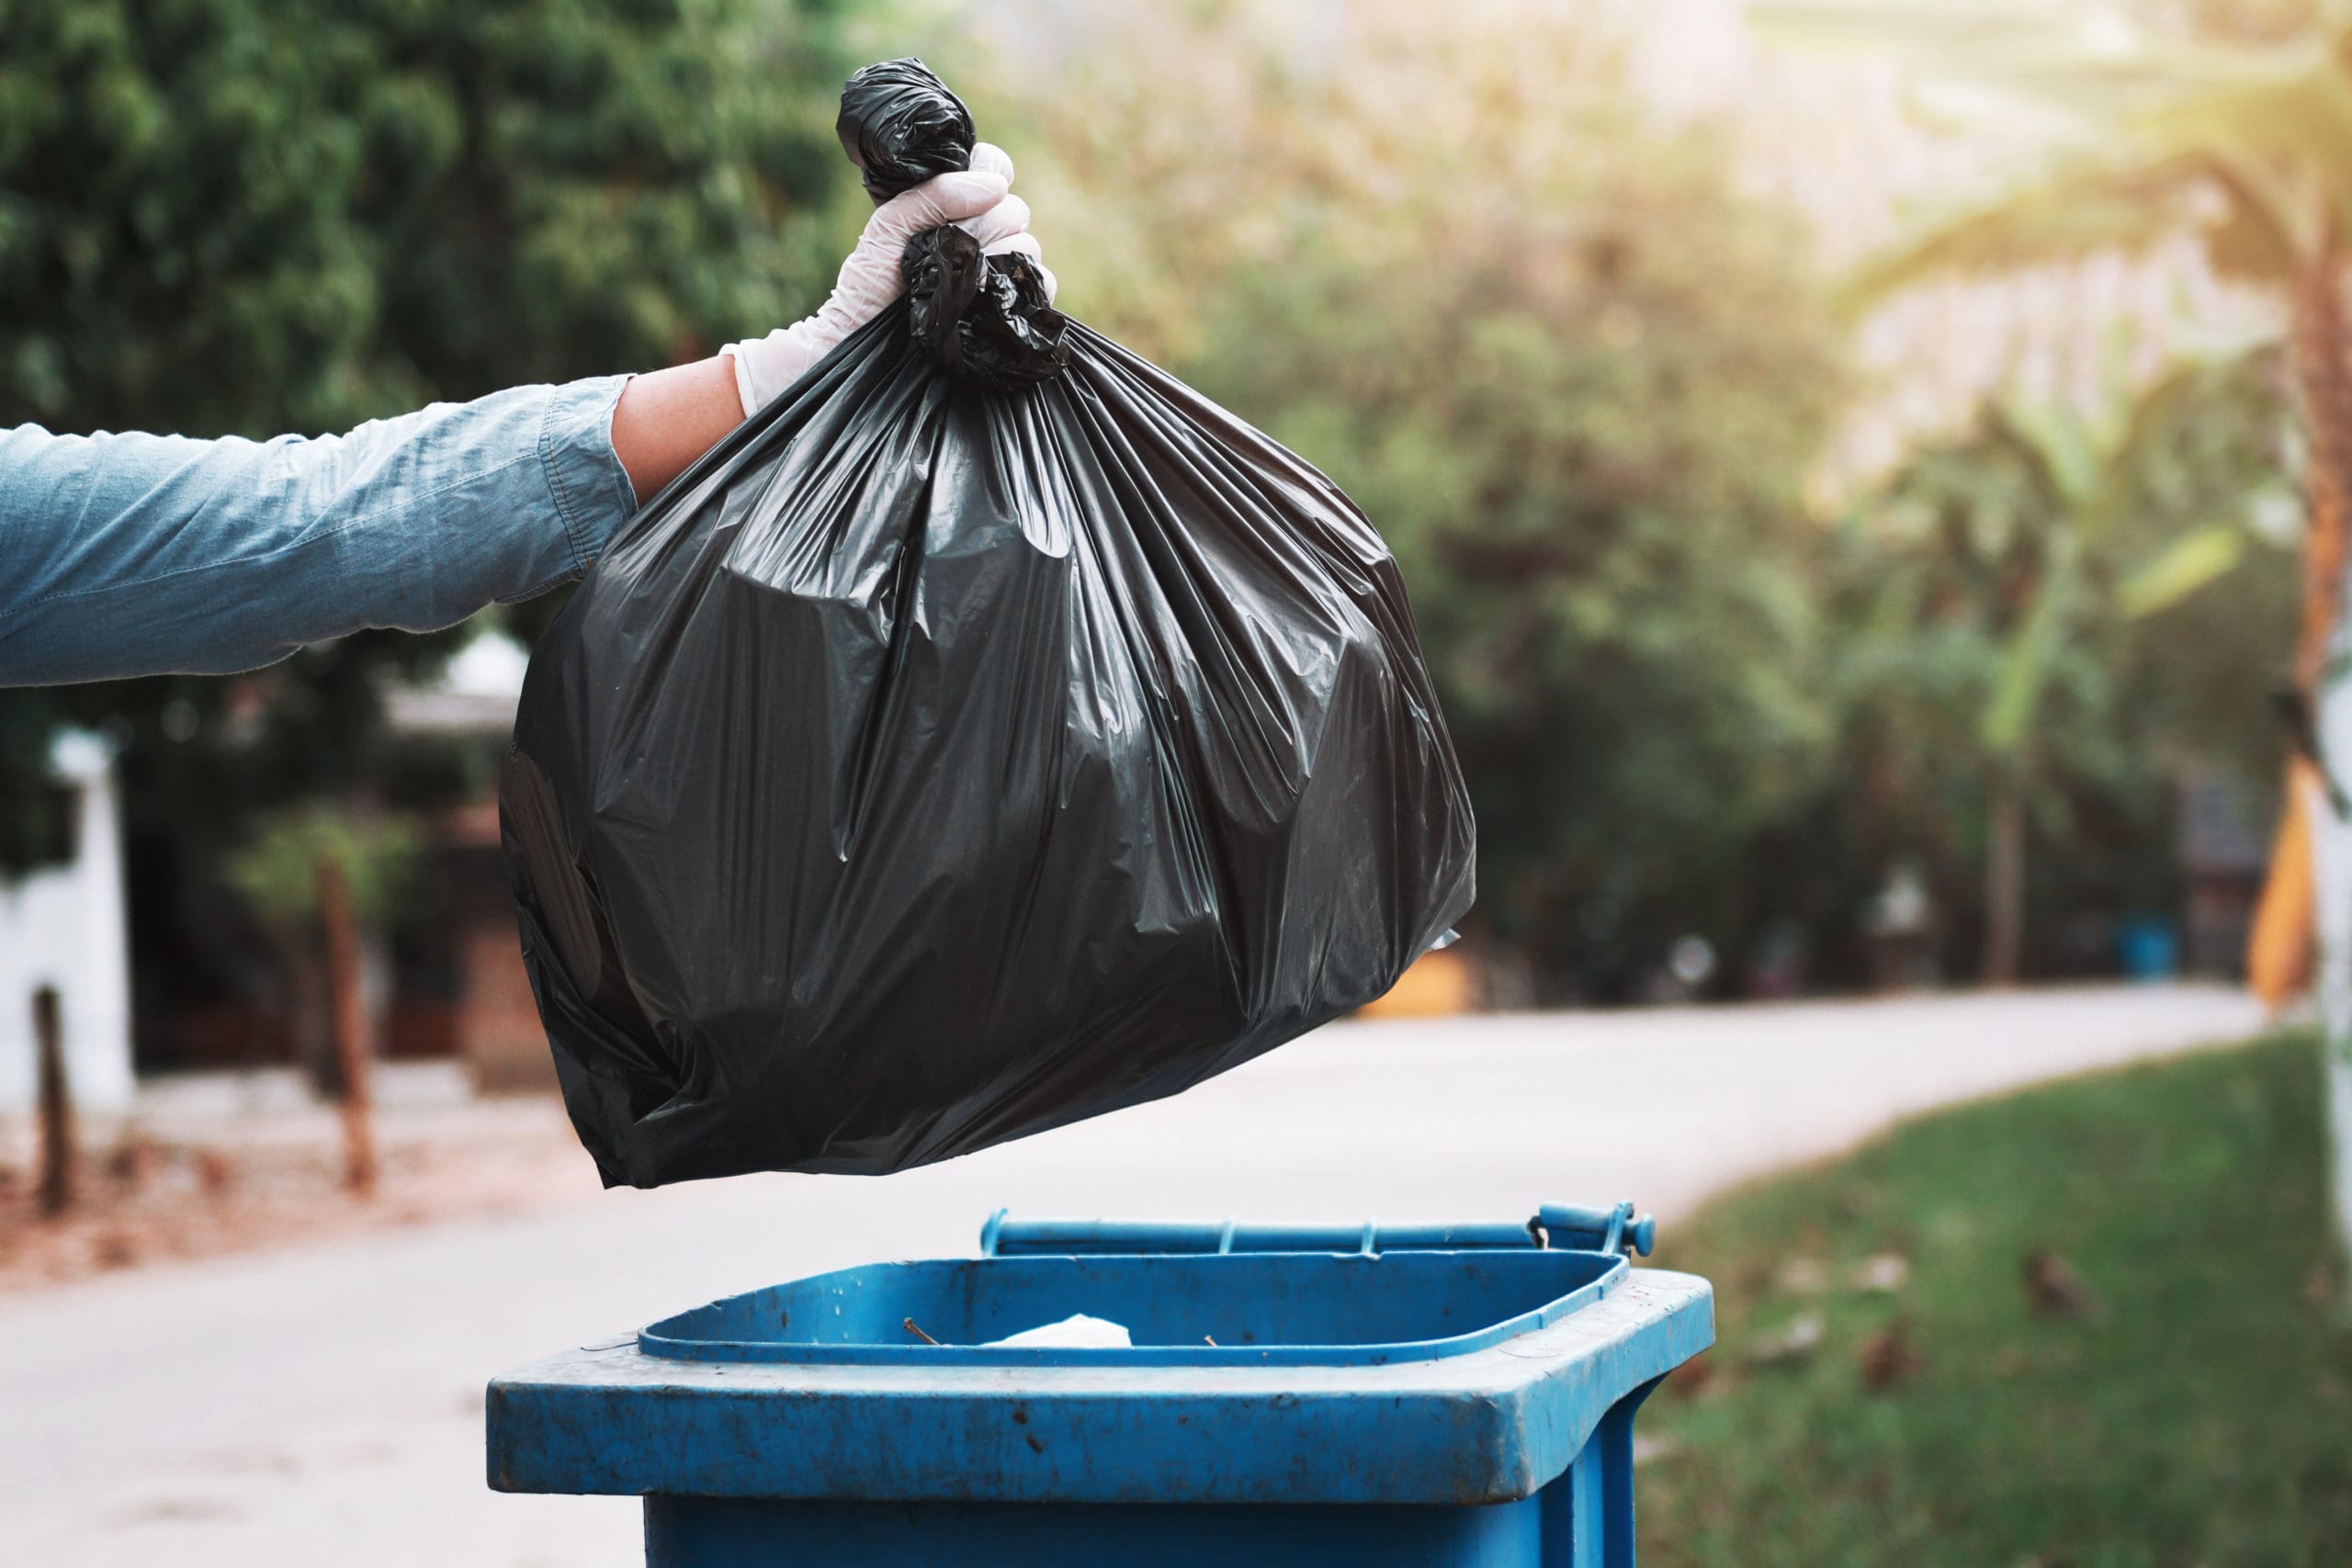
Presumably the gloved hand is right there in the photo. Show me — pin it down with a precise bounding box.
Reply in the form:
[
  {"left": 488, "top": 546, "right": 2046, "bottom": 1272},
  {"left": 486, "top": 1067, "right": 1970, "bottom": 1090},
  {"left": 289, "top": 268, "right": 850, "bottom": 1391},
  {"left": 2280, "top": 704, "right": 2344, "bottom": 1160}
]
[{"left": 726, "top": 142, "right": 1052, "bottom": 416}]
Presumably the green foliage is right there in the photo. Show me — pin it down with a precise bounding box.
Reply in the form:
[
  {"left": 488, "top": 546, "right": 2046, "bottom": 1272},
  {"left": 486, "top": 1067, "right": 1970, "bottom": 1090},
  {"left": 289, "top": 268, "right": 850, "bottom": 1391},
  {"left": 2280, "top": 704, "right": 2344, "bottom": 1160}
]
[
  {"left": 1824, "top": 351, "right": 2295, "bottom": 961},
  {"left": 1005, "top": 3, "right": 2302, "bottom": 989},
  {"left": 0, "top": 0, "right": 865, "bottom": 876},
  {"left": 0, "top": 0, "right": 860, "bottom": 437},
  {"left": 1015, "top": 5, "right": 1849, "bottom": 991},
  {"left": 226, "top": 806, "right": 420, "bottom": 928},
  {"left": 1771, "top": 0, "right": 2352, "bottom": 309},
  {"left": 1642, "top": 1032, "right": 2352, "bottom": 1565},
  {"left": 0, "top": 689, "right": 73, "bottom": 872},
  {"left": 1970, "top": 352, "right": 2267, "bottom": 760},
  {"left": 4, "top": 0, "right": 2301, "bottom": 998},
  {"left": 2117, "top": 522, "right": 2247, "bottom": 617}
]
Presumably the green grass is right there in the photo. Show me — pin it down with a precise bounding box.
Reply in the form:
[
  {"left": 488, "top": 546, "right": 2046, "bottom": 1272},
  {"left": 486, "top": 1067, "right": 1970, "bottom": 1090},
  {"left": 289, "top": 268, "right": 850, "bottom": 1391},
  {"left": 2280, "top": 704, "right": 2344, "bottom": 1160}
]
[{"left": 1638, "top": 1031, "right": 2352, "bottom": 1568}]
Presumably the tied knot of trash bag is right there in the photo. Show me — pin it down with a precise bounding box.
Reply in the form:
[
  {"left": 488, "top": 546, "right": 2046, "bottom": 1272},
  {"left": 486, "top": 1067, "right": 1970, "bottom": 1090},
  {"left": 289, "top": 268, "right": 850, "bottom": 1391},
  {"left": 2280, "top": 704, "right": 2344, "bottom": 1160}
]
[
  {"left": 836, "top": 58, "right": 976, "bottom": 203},
  {"left": 902, "top": 225, "right": 1071, "bottom": 392},
  {"left": 835, "top": 59, "right": 1071, "bottom": 392}
]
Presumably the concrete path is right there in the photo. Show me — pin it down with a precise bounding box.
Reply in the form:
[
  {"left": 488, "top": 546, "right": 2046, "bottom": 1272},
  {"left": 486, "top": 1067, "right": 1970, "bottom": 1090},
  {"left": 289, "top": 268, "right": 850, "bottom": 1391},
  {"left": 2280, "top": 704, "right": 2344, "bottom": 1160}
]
[{"left": 0, "top": 984, "right": 2264, "bottom": 1565}]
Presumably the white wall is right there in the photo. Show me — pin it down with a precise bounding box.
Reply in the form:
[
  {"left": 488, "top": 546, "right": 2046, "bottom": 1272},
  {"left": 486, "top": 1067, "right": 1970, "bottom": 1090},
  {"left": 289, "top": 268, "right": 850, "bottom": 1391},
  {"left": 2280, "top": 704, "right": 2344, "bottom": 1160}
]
[{"left": 0, "top": 730, "right": 135, "bottom": 1115}]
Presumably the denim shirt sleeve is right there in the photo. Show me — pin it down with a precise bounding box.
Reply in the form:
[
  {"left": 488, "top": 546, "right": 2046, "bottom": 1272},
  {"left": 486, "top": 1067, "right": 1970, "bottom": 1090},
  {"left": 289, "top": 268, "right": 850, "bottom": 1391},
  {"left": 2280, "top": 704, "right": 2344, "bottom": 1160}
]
[{"left": 0, "top": 375, "right": 638, "bottom": 686}]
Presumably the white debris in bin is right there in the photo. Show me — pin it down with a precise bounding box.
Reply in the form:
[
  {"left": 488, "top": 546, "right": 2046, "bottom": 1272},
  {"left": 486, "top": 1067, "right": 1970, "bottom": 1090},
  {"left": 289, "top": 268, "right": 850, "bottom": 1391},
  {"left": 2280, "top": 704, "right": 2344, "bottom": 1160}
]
[{"left": 987, "top": 1314, "right": 1134, "bottom": 1349}]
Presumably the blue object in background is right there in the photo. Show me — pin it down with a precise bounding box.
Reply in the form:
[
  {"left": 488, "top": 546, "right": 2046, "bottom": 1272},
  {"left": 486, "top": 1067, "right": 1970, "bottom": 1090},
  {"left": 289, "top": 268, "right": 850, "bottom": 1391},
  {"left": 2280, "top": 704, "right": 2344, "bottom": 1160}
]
[
  {"left": 2116, "top": 916, "right": 2181, "bottom": 981},
  {"left": 486, "top": 1201, "right": 1714, "bottom": 1565}
]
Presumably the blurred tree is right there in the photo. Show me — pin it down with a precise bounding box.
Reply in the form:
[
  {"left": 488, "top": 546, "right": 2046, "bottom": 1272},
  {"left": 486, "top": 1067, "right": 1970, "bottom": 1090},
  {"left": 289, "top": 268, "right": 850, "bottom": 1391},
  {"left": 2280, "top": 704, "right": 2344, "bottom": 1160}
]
[
  {"left": 227, "top": 807, "right": 418, "bottom": 1178},
  {"left": 1009, "top": 3, "right": 1849, "bottom": 997},
  {"left": 1832, "top": 350, "right": 2296, "bottom": 985},
  {"left": 0, "top": 0, "right": 870, "bottom": 1102},
  {"left": 0, "top": 0, "right": 865, "bottom": 870},
  {"left": 1756, "top": 0, "right": 2352, "bottom": 1248},
  {"left": 0, "top": 0, "right": 855, "bottom": 436}
]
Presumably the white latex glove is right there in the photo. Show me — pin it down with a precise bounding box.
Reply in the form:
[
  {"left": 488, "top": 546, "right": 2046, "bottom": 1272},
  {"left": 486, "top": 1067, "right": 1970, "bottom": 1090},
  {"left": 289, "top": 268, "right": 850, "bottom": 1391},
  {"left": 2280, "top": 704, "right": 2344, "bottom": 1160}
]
[{"left": 726, "top": 142, "right": 1053, "bottom": 416}]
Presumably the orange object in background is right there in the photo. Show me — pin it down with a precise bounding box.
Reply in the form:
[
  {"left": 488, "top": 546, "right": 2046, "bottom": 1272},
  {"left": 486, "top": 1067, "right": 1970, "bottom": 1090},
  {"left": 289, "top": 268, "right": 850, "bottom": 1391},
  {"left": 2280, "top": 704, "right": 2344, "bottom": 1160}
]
[
  {"left": 2247, "top": 757, "right": 2319, "bottom": 1011},
  {"left": 1358, "top": 947, "right": 1476, "bottom": 1019}
]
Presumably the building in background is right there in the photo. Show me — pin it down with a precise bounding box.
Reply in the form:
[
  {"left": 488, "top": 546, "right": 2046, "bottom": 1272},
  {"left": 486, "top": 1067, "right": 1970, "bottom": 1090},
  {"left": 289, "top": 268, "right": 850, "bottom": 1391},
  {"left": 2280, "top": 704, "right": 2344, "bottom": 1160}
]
[
  {"left": 0, "top": 730, "right": 135, "bottom": 1117},
  {"left": 2180, "top": 770, "right": 2267, "bottom": 980},
  {"left": 108, "top": 631, "right": 555, "bottom": 1096},
  {"left": 383, "top": 630, "right": 554, "bottom": 1091}
]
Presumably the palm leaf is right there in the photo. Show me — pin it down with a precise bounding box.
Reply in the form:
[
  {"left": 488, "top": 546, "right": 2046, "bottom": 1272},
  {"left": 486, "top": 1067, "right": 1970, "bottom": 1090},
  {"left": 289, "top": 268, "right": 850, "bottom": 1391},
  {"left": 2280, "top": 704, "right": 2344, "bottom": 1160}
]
[
  {"left": 1752, "top": 2, "right": 2317, "bottom": 92},
  {"left": 1841, "top": 152, "right": 2218, "bottom": 312},
  {"left": 1843, "top": 141, "right": 2308, "bottom": 312},
  {"left": 1748, "top": 3, "right": 2134, "bottom": 69},
  {"left": 2150, "top": 62, "right": 2352, "bottom": 176},
  {"left": 1768, "top": 0, "right": 2336, "bottom": 301},
  {"left": 1983, "top": 547, "right": 2075, "bottom": 756},
  {"left": 2117, "top": 525, "right": 2248, "bottom": 618},
  {"left": 1995, "top": 398, "right": 2103, "bottom": 513},
  {"left": 2097, "top": 350, "right": 2274, "bottom": 515}
]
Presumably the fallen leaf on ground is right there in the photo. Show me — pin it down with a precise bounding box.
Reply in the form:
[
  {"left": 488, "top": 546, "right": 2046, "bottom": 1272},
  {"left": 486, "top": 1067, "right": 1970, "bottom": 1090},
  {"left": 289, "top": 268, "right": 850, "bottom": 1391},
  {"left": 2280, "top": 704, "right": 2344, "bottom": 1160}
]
[
  {"left": 1858, "top": 1319, "right": 1920, "bottom": 1392},
  {"left": 2022, "top": 1250, "right": 2103, "bottom": 1320}
]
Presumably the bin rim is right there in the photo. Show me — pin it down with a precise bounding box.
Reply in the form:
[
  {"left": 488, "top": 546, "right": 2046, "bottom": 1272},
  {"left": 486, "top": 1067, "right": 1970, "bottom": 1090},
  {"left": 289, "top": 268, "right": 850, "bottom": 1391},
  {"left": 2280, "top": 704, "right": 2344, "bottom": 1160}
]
[
  {"left": 638, "top": 1246, "right": 1629, "bottom": 1369},
  {"left": 487, "top": 1266, "right": 1718, "bottom": 1506}
]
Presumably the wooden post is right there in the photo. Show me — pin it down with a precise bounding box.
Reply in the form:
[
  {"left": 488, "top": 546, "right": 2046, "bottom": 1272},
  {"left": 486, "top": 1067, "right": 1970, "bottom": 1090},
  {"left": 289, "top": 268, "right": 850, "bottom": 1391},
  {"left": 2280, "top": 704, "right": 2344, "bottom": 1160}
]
[
  {"left": 1982, "top": 771, "right": 2026, "bottom": 987},
  {"left": 318, "top": 857, "right": 378, "bottom": 1196},
  {"left": 33, "top": 985, "right": 73, "bottom": 1219}
]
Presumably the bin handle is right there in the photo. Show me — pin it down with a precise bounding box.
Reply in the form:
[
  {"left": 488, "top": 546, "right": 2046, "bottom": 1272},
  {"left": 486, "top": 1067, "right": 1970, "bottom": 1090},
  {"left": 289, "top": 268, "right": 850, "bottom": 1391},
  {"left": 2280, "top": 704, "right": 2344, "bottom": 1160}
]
[{"left": 980, "top": 1201, "right": 1656, "bottom": 1258}]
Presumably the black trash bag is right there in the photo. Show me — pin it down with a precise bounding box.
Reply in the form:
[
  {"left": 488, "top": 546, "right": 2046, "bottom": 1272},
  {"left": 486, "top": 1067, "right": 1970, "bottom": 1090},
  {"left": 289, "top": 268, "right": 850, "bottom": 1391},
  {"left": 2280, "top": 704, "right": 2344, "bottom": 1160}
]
[
  {"left": 835, "top": 58, "right": 976, "bottom": 202},
  {"left": 500, "top": 61, "right": 1476, "bottom": 1188}
]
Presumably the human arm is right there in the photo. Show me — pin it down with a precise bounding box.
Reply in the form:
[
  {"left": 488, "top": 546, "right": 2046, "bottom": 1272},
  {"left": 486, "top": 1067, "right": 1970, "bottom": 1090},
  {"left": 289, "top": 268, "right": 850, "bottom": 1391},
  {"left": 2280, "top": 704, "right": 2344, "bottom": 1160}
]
[
  {"left": 0, "top": 150, "right": 1040, "bottom": 687},
  {"left": 607, "top": 357, "right": 748, "bottom": 504},
  {"left": 0, "top": 376, "right": 639, "bottom": 686},
  {"left": 611, "top": 144, "right": 1038, "bottom": 498}
]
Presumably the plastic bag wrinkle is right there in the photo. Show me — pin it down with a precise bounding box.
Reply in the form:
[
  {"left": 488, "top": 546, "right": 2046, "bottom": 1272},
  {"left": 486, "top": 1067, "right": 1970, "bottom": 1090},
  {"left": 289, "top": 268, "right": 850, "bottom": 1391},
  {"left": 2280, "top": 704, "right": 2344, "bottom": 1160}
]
[{"left": 501, "top": 63, "right": 1473, "bottom": 1187}]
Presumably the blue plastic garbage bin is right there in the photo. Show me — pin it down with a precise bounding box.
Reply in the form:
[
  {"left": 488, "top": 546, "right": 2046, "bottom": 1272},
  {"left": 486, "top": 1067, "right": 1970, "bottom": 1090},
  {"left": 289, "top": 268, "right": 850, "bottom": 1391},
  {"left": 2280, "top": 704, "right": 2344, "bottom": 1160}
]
[
  {"left": 2116, "top": 916, "right": 2181, "bottom": 981},
  {"left": 486, "top": 1201, "right": 1713, "bottom": 1566}
]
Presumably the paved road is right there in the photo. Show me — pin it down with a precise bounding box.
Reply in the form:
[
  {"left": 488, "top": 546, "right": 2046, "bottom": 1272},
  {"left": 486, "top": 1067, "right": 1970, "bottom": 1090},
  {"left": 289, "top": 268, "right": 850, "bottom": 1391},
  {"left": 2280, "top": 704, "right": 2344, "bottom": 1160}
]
[{"left": 0, "top": 985, "right": 2264, "bottom": 1565}]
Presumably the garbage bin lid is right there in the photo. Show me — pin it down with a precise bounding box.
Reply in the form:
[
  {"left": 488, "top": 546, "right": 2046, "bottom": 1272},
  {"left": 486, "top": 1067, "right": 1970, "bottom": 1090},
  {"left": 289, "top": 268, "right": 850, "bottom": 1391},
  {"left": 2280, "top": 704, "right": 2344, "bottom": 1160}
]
[{"left": 486, "top": 1204, "right": 1715, "bottom": 1506}]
